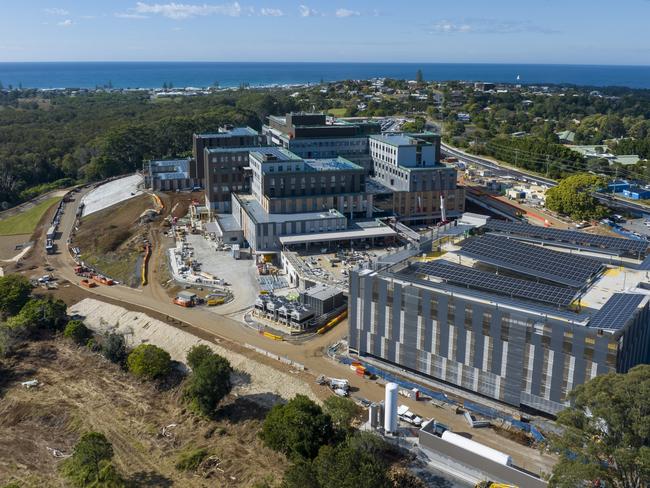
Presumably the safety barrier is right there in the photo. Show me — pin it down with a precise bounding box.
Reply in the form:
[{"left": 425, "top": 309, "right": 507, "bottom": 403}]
[
  {"left": 244, "top": 343, "right": 306, "bottom": 371},
  {"left": 317, "top": 309, "right": 348, "bottom": 334},
  {"left": 141, "top": 243, "right": 151, "bottom": 286}
]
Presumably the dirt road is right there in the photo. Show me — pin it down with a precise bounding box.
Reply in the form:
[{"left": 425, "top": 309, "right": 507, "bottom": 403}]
[{"left": 41, "top": 186, "right": 556, "bottom": 475}]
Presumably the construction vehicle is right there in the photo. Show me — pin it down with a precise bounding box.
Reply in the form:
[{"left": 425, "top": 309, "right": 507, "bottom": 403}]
[
  {"left": 206, "top": 297, "right": 225, "bottom": 306},
  {"left": 475, "top": 482, "right": 518, "bottom": 488},
  {"left": 397, "top": 405, "right": 423, "bottom": 427},
  {"left": 80, "top": 279, "right": 97, "bottom": 288}
]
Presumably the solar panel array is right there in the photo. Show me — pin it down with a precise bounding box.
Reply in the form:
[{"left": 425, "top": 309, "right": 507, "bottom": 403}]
[
  {"left": 460, "top": 234, "right": 603, "bottom": 288},
  {"left": 485, "top": 220, "right": 648, "bottom": 255},
  {"left": 589, "top": 293, "right": 646, "bottom": 330},
  {"left": 413, "top": 260, "right": 577, "bottom": 307}
]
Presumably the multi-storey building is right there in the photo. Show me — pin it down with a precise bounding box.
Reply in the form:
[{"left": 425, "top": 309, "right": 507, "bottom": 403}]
[
  {"left": 369, "top": 133, "right": 465, "bottom": 222},
  {"left": 262, "top": 113, "right": 380, "bottom": 173},
  {"left": 348, "top": 221, "right": 650, "bottom": 415},
  {"left": 191, "top": 126, "right": 261, "bottom": 181},
  {"left": 204, "top": 146, "right": 262, "bottom": 212},
  {"left": 144, "top": 158, "right": 197, "bottom": 191}
]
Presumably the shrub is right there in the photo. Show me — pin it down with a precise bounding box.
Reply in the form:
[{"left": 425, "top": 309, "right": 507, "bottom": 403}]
[
  {"left": 260, "top": 394, "right": 333, "bottom": 461},
  {"left": 184, "top": 353, "right": 232, "bottom": 416},
  {"left": 126, "top": 344, "right": 171, "bottom": 380},
  {"left": 186, "top": 344, "right": 213, "bottom": 370},
  {"left": 64, "top": 320, "right": 92, "bottom": 345},
  {"left": 175, "top": 447, "right": 209, "bottom": 472},
  {"left": 60, "top": 432, "right": 124, "bottom": 487},
  {"left": 102, "top": 333, "right": 127, "bottom": 364},
  {"left": 0, "top": 274, "right": 32, "bottom": 317}
]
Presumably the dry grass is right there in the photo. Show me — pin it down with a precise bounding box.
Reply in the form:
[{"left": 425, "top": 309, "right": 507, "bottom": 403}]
[{"left": 0, "top": 339, "right": 287, "bottom": 487}]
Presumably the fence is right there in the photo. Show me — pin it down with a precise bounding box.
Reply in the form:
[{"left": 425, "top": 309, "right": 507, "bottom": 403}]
[{"left": 244, "top": 343, "right": 306, "bottom": 371}]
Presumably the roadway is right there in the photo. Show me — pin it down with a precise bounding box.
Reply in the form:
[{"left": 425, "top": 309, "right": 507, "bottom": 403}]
[
  {"left": 441, "top": 142, "right": 650, "bottom": 216},
  {"left": 43, "top": 183, "right": 557, "bottom": 476}
]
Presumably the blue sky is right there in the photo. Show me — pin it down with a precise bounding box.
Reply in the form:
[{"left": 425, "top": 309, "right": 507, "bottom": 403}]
[{"left": 0, "top": 1, "right": 649, "bottom": 64}]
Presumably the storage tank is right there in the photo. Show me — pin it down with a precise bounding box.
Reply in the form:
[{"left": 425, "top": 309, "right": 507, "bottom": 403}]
[
  {"left": 369, "top": 403, "right": 379, "bottom": 428},
  {"left": 384, "top": 383, "right": 398, "bottom": 433},
  {"left": 441, "top": 431, "right": 512, "bottom": 466}
]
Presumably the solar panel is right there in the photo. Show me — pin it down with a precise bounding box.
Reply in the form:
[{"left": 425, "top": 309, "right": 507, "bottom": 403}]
[
  {"left": 459, "top": 234, "right": 603, "bottom": 288},
  {"left": 485, "top": 220, "right": 648, "bottom": 256},
  {"left": 412, "top": 260, "right": 578, "bottom": 307},
  {"left": 589, "top": 293, "right": 646, "bottom": 330}
]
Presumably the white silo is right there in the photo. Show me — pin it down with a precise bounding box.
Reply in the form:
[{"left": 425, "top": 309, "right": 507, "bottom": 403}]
[{"left": 384, "top": 382, "right": 399, "bottom": 434}]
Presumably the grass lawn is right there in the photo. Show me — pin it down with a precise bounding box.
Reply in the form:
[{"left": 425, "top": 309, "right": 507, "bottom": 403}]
[
  {"left": 0, "top": 197, "right": 62, "bottom": 236},
  {"left": 327, "top": 108, "right": 348, "bottom": 117}
]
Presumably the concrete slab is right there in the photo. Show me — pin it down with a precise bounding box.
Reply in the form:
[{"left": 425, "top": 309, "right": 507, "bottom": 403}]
[{"left": 82, "top": 174, "right": 144, "bottom": 217}]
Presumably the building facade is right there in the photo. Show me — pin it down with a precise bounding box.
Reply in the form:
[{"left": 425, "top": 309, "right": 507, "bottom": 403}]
[
  {"left": 348, "top": 229, "right": 650, "bottom": 416},
  {"left": 191, "top": 126, "right": 261, "bottom": 181},
  {"left": 262, "top": 113, "right": 380, "bottom": 173}
]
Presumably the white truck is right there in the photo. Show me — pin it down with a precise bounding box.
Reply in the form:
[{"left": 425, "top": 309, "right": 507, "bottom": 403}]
[
  {"left": 329, "top": 378, "right": 350, "bottom": 390},
  {"left": 397, "top": 405, "right": 423, "bottom": 427}
]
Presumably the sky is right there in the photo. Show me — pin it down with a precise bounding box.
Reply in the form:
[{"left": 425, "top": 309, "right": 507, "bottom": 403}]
[{"left": 0, "top": 1, "right": 649, "bottom": 64}]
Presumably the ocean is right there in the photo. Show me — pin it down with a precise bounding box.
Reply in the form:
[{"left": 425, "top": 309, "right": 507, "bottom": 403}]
[{"left": 0, "top": 62, "right": 649, "bottom": 90}]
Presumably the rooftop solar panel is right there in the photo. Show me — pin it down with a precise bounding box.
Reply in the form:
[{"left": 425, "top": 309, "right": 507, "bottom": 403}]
[
  {"left": 459, "top": 234, "right": 603, "bottom": 288},
  {"left": 589, "top": 293, "right": 646, "bottom": 330},
  {"left": 412, "top": 260, "right": 577, "bottom": 307},
  {"left": 485, "top": 220, "right": 648, "bottom": 256}
]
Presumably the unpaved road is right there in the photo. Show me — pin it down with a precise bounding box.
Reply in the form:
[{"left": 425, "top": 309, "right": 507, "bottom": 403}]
[{"left": 38, "top": 185, "right": 556, "bottom": 476}]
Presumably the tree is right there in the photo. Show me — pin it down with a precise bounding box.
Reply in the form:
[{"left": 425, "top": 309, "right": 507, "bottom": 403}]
[
  {"left": 126, "top": 344, "right": 171, "bottom": 380},
  {"left": 322, "top": 396, "right": 360, "bottom": 433},
  {"left": 6, "top": 297, "right": 68, "bottom": 334},
  {"left": 0, "top": 274, "right": 32, "bottom": 317},
  {"left": 545, "top": 173, "right": 609, "bottom": 220},
  {"left": 260, "top": 395, "right": 334, "bottom": 461},
  {"left": 415, "top": 69, "right": 424, "bottom": 84},
  {"left": 61, "top": 432, "right": 124, "bottom": 487},
  {"left": 183, "top": 353, "right": 233, "bottom": 416},
  {"left": 64, "top": 320, "right": 92, "bottom": 345},
  {"left": 548, "top": 365, "right": 650, "bottom": 488},
  {"left": 186, "top": 344, "right": 213, "bottom": 370},
  {"left": 102, "top": 333, "right": 127, "bottom": 364}
]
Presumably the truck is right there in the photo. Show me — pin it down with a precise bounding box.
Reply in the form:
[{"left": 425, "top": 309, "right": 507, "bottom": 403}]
[
  {"left": 328, "top": 378, "right": 350, "bottom": 390},
  {"left": 397, "top": 405, "right": 423, "bottom": 427}
]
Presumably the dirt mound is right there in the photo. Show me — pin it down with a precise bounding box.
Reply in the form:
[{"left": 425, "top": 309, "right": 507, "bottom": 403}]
[{"left": 0, "top": 339, "right": 287, "bottom": 487}]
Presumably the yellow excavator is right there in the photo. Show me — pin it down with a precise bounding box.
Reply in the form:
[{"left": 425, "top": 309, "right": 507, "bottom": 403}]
[{"left": 475, "top": 482, "right": 518, "bottom": 488}]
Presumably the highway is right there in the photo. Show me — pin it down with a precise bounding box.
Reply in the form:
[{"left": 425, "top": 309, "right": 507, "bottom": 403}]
[{"left": 441, "top": 142, "right": 650, "bottom": 216}]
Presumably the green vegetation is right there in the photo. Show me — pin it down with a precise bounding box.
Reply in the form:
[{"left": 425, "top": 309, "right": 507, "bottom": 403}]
[
  {"left": 101, "top": 332, "right": 127, "bottom": 364},
  {"left": 260, "top": 394, "right": 334, "bottom": 461},
  {"left": 186, "top": 344, "right": 213, "bottom": 370},
  {"left": 0, "top": 274, "right": 32, "bottom": 317},
  {"left": 5, "top": 297, "right": 68, "bottom": 335},
  {"left": 322, "top": 396, "right": 361, "bottom": 433},
  {"left": 439, "top": 82, "right": 650, "bottom": 182},
  {"left": 61, "top": 432, "right": 125, "bottom": 487},
  {"left": 0, "top": 197, "right": 61, "bottom": 236},
  {"left": 126, "top": 343, "right": 172, "bottom": 380},
  {"left": 174, "top": 447, "right": 209, "bottom": 472},
  {"left": 64, "top": 320, "right": 92, "bottom": 346},
  {"left": 0, "top": 89, "right": 298, "bottom": 207},
  {"left": 183, "top": 350, "right": 233, "bottom": 417},
  {"left": 326, "top": 108, "right": 347, "bottom": 117},
  {"left": 545, "top": 174, "right": 609, "bottom": 220},
  {"left": 548, "top": 365, "right": 650, "bottom": 488},
  {"left": 282, "top": 432, "right": 397, "bottom": 488}
]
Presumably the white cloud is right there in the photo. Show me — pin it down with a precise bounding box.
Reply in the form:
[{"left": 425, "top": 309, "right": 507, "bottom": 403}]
[
  {"left": 260, "top": 7, "right": 283, "bottom": 17},
  {"left": 430, "top": 18, "right": 558, "bottom": 35},
  {"left": 431, "top": 21, "right": 472, "bottom": 33},
  {"left": 44, "top": 8, "right": 69, "bottom": 16},
  {"left": 57, "top": 19, "right": 74, "bottom": 27},
  {"left": 299, "top": 5, "right": 320, "bottom": 17},
  {"left": 115, "top": 12, "right": 149, "bottom": 19},
  {"left": 133, "top": 1, "right": 243, "bottom": 20},
  {"left": 335, "top": 8, "right": 359, "bottom": 18}
]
